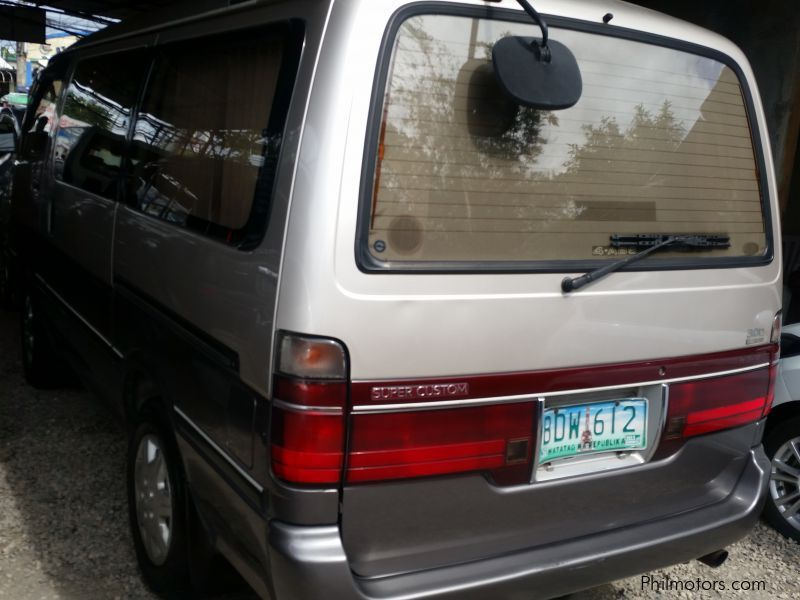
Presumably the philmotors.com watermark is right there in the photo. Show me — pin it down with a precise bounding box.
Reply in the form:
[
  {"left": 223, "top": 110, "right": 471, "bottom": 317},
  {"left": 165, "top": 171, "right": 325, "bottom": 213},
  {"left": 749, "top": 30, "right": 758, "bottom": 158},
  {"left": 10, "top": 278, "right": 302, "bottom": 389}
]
[{"left": 642, "top": 574, "right": 767, "bottom": 593}]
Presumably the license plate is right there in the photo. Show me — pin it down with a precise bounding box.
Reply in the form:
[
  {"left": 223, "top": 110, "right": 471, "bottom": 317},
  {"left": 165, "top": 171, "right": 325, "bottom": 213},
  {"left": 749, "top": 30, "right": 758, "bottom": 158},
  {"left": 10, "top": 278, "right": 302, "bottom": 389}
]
[{"left": 539, "top": 399, "right": 647, "bottom": 464}]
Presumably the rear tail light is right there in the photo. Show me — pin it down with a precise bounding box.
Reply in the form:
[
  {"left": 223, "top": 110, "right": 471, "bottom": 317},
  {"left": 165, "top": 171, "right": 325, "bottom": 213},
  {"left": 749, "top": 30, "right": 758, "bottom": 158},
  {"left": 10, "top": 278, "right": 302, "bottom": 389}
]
[
  {"left": 665, "top": 372, "right": 766, "bottom": 439},
  {"left": 663, "top": 351, "right": 778, "bottom": 441},
  {"left": 277, "top": 334, "right": 346, "bottom": 380},
  {"left": 771, "top": 310, "right": 782, "bottom": 344},
  {"left": 270, "top": 335, "right": 778, "bottom": 487},
  {"left": 270, "top": 406, "right": 344, "bottom": 484},
  {"left": 763, "top": 360, "right": 779, "bottom": 417},
  {"left": 764, "top": 311, "right": 782, "bottom": 417},
  {"left": 347, "top": 403, "right": 534, "bottom": 485},
  {"left": 270, "top": 333, "right": 348, "bottom": 485},
  {"left": 270, "top": 333, "right": 535, "bottom": 486}
]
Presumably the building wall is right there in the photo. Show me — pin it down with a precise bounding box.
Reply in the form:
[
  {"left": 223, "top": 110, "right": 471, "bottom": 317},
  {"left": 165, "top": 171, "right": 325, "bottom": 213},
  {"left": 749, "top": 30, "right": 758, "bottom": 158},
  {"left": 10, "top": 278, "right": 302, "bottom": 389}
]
[{"left": 23, "top": 33, "right": 79, "bottom": 86}]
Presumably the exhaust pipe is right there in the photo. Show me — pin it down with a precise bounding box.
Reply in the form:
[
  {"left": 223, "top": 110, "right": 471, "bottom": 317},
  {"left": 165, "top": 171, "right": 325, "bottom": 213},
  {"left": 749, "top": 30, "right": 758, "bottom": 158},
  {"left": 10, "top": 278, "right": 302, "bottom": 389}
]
[{"left": 697, "top": 549, "right": 728, "bottom": 568}]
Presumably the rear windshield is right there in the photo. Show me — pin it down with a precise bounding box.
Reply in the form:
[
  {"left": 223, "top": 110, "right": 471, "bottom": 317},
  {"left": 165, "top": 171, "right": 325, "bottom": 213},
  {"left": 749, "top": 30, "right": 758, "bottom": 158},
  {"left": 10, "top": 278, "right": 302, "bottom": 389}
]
[{"left": 363, "top": 14, "right": 768, "bottom": 268}]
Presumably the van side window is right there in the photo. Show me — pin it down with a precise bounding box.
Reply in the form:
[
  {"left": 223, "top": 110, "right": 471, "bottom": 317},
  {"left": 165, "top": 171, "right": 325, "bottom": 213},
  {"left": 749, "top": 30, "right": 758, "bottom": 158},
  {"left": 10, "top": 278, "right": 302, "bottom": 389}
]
[
  {"left": 55, "top": 51, "right": 150, "bottom": 200},
  {"left": 27, "top": 81, "right": 62, "bottom": 135},
  {"left": 18, "top": 63, "right": 67, "bottom": 162},
  {"left": 125, "top": 27, "right": 291, "bottom": 244}
]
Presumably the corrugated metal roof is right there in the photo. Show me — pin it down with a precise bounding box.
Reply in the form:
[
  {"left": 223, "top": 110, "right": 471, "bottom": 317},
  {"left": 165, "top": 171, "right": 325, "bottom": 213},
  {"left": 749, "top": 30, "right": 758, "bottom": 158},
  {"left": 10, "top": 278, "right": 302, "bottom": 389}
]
[{"left": 29, "top": 0, "right": 175, "bottom": 20}]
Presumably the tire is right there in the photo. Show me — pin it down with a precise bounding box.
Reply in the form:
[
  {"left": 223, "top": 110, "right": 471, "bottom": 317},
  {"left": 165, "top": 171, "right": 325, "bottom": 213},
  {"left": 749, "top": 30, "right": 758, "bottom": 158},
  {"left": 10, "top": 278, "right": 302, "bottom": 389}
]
[
  {"left": 127, "top": 413, "right": 193, "bottom": 598},
  {"left": 20, "top": 290, "right": 62, "bottom": 388},
  {"left": 763, "top": 416, "right": 800, "bottom": 543}
]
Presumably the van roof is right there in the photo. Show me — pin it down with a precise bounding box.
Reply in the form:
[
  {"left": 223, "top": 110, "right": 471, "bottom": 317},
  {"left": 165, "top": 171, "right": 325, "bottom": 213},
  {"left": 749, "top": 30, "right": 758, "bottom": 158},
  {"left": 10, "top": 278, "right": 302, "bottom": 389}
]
[
  {"left": 65, "top": 0, "right": 741, "bottom": 68},
  {"left": 68, "top": 0, "right": 296, "bottom": 50}
]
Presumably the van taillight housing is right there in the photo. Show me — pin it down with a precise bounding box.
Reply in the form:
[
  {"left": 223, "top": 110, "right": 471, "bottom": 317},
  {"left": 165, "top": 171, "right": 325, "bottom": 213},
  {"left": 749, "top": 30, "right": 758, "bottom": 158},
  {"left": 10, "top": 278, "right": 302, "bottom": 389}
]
[
  {"left": 347, "top": 403, "right": 534, "bottom": 485},
  {"left": 270, "top": 333, "right": 779, "bottom": 487},
  {"left": 270, "top": 333, "right": 535, "bottom": 486},
  {"left": 663, "top": 344, "right": 779, "bottom": 441},
  {"left": 270, "top": 334, "right": 348, "bottom": 485}
]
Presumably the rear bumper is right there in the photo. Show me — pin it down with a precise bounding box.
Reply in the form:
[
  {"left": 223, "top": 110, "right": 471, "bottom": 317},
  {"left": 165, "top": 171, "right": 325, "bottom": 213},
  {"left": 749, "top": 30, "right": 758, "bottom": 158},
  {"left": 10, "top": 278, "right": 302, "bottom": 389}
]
[{"left": 267, "top": 446, "right": 769, "bottom": 600}]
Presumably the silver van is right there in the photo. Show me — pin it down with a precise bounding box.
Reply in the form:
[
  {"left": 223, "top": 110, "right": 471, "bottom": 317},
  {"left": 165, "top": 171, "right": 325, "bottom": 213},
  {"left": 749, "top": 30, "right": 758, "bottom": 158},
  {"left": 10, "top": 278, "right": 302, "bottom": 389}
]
[{"left": 8, "top": 0, "right": 781, "bottom": 598}]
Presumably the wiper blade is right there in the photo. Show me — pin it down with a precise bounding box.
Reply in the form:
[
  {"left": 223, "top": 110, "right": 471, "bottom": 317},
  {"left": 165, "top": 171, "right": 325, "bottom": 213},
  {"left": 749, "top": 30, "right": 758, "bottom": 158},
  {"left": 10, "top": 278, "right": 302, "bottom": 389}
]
[{"left": 561, "top": 233, "right": 730, "bottom": 293}]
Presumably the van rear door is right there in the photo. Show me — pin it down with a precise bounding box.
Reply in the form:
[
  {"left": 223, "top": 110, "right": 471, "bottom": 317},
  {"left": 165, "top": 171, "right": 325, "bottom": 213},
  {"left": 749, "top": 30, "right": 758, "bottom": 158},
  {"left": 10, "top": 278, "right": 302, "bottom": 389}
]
[{"left": 275, "top": 3, "right": 780, "bottom": 581}]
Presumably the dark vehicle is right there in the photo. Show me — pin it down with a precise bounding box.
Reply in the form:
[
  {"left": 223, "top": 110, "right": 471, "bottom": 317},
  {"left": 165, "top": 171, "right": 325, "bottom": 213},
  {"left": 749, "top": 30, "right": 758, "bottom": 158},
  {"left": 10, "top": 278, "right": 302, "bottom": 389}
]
[{"left": 0, "top": 110, "right": 18, "bottom": 306}]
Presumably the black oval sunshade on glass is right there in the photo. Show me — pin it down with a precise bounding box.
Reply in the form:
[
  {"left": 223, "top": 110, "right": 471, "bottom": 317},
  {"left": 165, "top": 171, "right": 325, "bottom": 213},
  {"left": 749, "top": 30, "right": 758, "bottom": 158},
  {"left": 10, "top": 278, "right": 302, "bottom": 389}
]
[{"left": 492, "top": 0, "right": 583, "bottom": 109}]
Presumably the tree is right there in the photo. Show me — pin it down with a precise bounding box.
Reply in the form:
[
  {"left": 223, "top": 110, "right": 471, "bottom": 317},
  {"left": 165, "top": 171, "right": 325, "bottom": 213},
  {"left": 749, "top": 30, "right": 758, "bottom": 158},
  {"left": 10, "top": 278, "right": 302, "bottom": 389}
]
[{"left": 563, "top": 100, "right": 685, "bottom": 175}]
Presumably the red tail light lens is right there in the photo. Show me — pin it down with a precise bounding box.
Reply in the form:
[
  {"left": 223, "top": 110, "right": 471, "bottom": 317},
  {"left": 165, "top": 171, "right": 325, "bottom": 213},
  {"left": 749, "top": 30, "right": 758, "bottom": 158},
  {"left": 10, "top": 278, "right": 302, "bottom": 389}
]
[
  {"left": 763, "top": 361, "right": 779, "bottom": 417},
  {"left": 663, "top": 361, "right": 776, "bottom": 441},
  {"left": 270, "top": 378, "right": 347, "bottom": 484},
  {"left": 347, "top": 403, "right": 535, "bottom": 485},
  {"left": 271, "top": 337, "right": 778, "bottom": 486},
  {"left": 270, "top": 333, "right": 348, "bottom": 485}
]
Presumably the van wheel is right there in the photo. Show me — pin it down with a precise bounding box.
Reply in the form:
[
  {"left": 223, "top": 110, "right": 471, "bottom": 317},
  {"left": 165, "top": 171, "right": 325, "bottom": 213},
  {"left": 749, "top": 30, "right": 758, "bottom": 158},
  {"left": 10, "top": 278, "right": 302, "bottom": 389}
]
[
  {"left": 763, "top": 417, "right": 800, "bottom": 543},
  {"left": 20, "top": 291, "right": 61, "bottom": 388},
  {"left": 127, "top": 414, "right": 192, "bottom": 597}
]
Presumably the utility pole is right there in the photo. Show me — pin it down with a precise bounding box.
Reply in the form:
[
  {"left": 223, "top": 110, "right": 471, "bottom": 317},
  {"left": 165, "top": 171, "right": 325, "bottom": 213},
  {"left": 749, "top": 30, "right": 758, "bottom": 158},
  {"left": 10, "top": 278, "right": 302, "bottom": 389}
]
[{"left": 15, "top": 41, "right": 26, "bottom": 91}]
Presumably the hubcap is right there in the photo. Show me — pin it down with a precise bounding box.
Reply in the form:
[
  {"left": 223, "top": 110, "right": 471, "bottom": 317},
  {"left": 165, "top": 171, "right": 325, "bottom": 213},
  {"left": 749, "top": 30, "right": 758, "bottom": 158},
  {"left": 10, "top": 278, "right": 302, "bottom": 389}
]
[
  {"left": 22, "top": 297, "right": 35, "bottom": 367},
  {"left": 769, "top": 436, "right": 800, "bottom": 533},
  {"left": 134, "top": 434, "right": 173, "bottom": 566}
]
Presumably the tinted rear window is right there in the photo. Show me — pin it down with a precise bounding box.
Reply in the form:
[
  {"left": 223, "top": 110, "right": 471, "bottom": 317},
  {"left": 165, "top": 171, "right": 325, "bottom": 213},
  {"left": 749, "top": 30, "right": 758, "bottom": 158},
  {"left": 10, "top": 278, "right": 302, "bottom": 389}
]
[{"left": 363, "top": 14, "right": 768, "bottom": 267}]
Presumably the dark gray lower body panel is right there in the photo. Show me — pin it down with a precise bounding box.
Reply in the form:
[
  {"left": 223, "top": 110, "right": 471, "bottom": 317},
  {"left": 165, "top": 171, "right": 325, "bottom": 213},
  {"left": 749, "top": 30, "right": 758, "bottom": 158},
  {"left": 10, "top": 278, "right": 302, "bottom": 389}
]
[{"left": 267, "top": 446, "right": 769, "bottom": 600}]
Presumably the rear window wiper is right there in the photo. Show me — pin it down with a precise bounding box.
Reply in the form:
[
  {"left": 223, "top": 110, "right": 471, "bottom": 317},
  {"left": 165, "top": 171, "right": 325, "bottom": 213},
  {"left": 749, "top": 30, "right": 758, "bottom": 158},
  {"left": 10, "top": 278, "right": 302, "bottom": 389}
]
[{"left": 561, "top": 233, "right": 730, "bottom": 293}]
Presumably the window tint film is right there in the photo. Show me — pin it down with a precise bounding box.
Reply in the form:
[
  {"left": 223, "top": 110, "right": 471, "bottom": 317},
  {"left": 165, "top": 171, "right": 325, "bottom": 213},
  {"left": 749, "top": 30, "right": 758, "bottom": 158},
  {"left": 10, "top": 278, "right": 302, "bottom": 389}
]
[
  {"left": 127, "top": 28, "right": 288, "bottom": 242},
  {"left": 55, "top": 51, "right": 150, "bottom": 200},
  {"left": 27, "top": 79, "right": 63, "bottom": 135},
  {"left": 18, "top": 60, "right": 66, "bottom": 165},
  {"left": 366, "top": 15, "right": 767, "bottom": 266}
]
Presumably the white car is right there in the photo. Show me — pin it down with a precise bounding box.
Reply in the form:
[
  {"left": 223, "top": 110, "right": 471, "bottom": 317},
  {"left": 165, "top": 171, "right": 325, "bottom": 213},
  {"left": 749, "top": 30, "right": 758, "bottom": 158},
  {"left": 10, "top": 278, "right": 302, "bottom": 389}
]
[{"left": 765, "top": 322, "right": 800, "bottom": 542}]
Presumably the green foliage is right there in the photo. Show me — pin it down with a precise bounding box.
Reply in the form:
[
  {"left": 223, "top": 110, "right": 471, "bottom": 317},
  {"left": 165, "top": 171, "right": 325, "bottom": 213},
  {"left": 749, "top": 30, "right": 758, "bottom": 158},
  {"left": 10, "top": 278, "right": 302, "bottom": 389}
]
[
  {"left": 565, "top": 100, "right": 684, "bottom": 174},
  {"left": 62, "top": 89, "right": 115, "bottom": 131}
]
